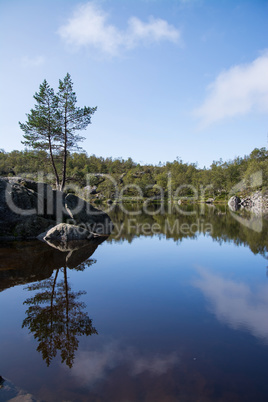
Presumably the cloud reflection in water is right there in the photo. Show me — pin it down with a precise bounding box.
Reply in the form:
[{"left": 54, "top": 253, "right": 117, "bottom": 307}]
[
  {"left": 68, "top": 342, "right": 180, "bottom": 385},
  {"left": 193, "top": 267, "right": 268, "bottom": 343}
]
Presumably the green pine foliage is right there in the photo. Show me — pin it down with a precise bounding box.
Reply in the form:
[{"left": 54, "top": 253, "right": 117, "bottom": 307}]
[{"left": 19, "top": 73, "right": 97, "bottom": 190}]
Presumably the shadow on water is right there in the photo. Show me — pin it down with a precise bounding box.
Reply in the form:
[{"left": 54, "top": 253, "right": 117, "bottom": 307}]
[{"left": 0, "top": 236, "right": 107, "bottom": 292}]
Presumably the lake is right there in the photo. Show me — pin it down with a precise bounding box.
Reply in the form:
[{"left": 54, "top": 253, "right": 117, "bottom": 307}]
[{"left": 0, "top": 204, "right": 268, "bottom": 401}]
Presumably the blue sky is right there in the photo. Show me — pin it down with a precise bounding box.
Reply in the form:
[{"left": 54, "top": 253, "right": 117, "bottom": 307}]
[{"left": 0, "top": 0, "right": 267, "bottom": 168}]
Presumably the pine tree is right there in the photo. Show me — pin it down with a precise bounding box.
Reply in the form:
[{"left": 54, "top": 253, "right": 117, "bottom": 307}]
[
  {"left": 20, "top": 80, "right": 60, "bottom": 188},
  {"left": 19, "top": 74, "right": 97, "bottom": 190},
  {"left": 56, "top": 73, "right": 97, "bottom": 190}
]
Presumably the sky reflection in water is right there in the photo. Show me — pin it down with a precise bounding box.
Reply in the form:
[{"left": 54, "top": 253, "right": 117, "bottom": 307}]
[{"left": 0, "top": 207, "right": 268, "bottom": 401}]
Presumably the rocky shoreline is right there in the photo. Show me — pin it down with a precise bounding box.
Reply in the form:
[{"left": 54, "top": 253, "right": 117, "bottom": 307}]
[
  {"left": 228, "top": 190, "right": 268, "bottom": 214},
  {"left": 0, "top": 177, "right": 112, "bottom": 242}
]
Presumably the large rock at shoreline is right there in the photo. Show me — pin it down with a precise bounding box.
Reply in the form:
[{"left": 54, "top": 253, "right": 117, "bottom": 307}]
[
  {"left": 0, "top": 177, "right": 112, "bottom": 241},
  {"left": 228, "top": 196, "right": 241, "bottom": 211},
  {"left": 0, "top": 178, "right": 42, "bottom": 238},
  {"left": 228, "top": 191, "right": 268, "bottom": 214},
  {"left": 44, "top": 223, "right": 92, "bottom": 242}
]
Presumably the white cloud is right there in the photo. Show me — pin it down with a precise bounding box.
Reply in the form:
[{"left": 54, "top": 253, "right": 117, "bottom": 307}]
[
  {"left": 193, "top": 267, "right": 268, "bottom": 342},
  {"left": 21, "top": 55, "right": 45, "bottom": 67},
  {"left": 58, "top": 2, "right": 181, "bottom": 55},
  {"left": 127, "top": 16, "right": 180, "bottom": 46},
  {"left": 194, "top": 51, "right": 268, "bottom": 126}
]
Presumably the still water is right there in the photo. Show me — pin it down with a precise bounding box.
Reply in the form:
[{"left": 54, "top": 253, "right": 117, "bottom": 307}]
[{"left": 0, "top": 205, "right": 268, "bottom": 401}]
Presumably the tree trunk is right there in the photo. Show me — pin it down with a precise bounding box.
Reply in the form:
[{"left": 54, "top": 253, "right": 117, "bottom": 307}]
[
  {"left": 48, "top": 136, "right": 60, "bottom": 189},
  {"left": 64, "top": 267, "right": 69, "bottom": 338},
  {"left": 60, "top": 109, "right": 68, "bottom": 191},
  {"left": 50, "top": 268, "right": 59, "bottom": 330}
]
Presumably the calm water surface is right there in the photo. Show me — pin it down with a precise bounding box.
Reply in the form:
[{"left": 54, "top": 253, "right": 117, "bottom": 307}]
[{"left": 0, "top": 205, "right": 268, "bottom": 401}]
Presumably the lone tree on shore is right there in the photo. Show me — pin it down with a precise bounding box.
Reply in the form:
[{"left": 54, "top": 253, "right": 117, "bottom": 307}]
[
  {"left": 20, "top": 80, "right": 61, "bottom": 188},
  {"left": 19, "top": 73, "right": 97, "bottom": 190}
]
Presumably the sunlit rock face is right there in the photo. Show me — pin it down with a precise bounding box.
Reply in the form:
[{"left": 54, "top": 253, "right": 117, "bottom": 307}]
[
  {"left": 228, "top": 195, "right": 241, "bottom": 211},
  {"left": 228, "top": 191, "right": 268, "bottom": 214},
  {"left": 44, "top": 223, "right": 92, "bottom": 242}
]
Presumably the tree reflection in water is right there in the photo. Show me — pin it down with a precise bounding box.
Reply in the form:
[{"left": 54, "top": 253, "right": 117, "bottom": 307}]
[
  {"left": 22, "top": 265, "right": 98, "bottom": 368},
  {"left": 21, "top": 237, "right": 106, "bottom": 368}
]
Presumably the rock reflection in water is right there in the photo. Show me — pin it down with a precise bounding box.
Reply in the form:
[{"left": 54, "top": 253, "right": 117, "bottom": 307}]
[{"left": 0, "top": 235, "right": 107, "bottom": 291}]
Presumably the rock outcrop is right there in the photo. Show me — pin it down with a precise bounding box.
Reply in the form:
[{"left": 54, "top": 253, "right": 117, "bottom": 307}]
[
  {"left": 44, "top": 223, "right": 92, "bottom": 242},
  {"left": 0, "top": 177, "right": 112, "bottom": 241},
  {"left": 228, "top": 191, "right": 268, "bottom": 213},
  {"left": 228, "top": 196, "right": 241, "bottom": 211}
]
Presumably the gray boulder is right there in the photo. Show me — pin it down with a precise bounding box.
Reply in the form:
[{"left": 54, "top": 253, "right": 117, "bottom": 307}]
[
  {"left": 228, "top": 195, "right": 241, "bottom": 211},
  {"left": 44, "top": 223, "right": 92, "bottom": 242}
]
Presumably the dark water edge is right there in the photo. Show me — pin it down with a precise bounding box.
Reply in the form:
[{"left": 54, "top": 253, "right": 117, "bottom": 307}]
[{"left": 0, "top": 205, "right": 268, "bottom": 401}]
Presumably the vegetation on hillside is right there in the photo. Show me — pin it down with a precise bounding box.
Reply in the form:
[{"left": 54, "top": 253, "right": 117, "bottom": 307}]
[{"left": 0, "top": 147, "right": 267, "bottom": 202}]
